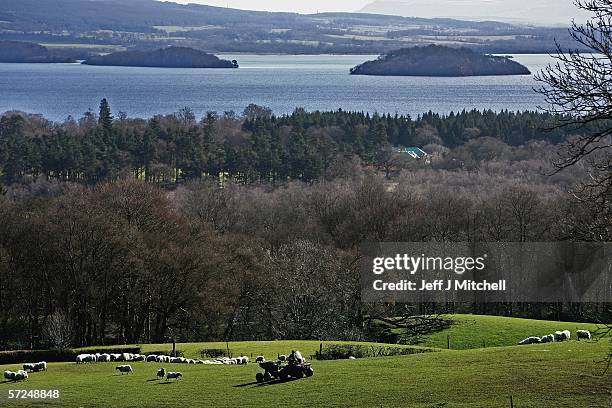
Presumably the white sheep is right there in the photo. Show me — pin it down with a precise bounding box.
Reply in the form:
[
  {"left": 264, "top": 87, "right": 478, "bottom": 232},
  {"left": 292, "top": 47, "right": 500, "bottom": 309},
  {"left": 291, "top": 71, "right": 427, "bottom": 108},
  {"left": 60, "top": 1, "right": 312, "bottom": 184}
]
[
  {"left": 518, "top": 336, "right": 541, "bottom": 345},
  {"left": 30, "top": 361, "right": 47, "bottom": 372},
  {"left": 554, "top": 331, "right": 570, "bottom": 342},
  {"left": 157, "top": 368, "right": 166, "bottom": 380},
  {"left": 562, "top": 330, "right": 571, "bottom": 340},
  {"left": 110, "top": 353, "right": 121, "bottom": 361},
  {"left": 23, "top": 363, "right": 36, "bottom": 372},
  {"left": 115, "top": 365, "right": 133, "bottom": 375},
  {"left": 169, "top": 357, "right": 182, "bottom": 364},
  {"left": 133, "top": 354, "right": 146, "bottom": 362},
  {"left": 576, "top": 330, "right": 591, "bottom": 340},
  {"left": 240, "top": 356, "right": 249, "bottom": 365},
  {"left": 98, "top": 354, "right": 111, "bottom": 362},
  {"left": 14, "top": 370, "right": 28, "bottom": 381},
  {"left": 76, "top": 354, "right": 95, "bottom": 364},
  {"left": 146, "top": 355, "right": 158, "bottom": 362},
  {"left": 255, "top": 355, "right": 265, "bottom": 363},
  {"left": 4, "top": 370, "right": 15, "bottom": 381},
  {"left": 121, "top": 353, "right": 133, "bottom": 362},
  {"left": 540, "top": 334, "right": 555, "bottom": 343},
  {"left": 166, "top": 372, "right": 182, "bottom": 381}
]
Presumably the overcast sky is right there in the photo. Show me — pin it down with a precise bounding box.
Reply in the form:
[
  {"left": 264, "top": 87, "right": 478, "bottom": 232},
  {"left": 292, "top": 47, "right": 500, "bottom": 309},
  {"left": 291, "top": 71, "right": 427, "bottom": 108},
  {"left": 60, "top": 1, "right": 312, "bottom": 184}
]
[{"left": 171, "top": 0, "right": 372, "bottom": 13}]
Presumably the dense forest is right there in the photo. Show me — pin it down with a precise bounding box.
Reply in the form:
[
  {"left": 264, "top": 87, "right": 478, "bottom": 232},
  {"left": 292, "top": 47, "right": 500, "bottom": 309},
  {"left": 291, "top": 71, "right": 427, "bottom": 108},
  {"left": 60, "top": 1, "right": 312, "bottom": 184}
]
[
  {"left": 0, "top": 100, "right": 583, "bottom": 185},
  {"left": 0, "top": 102, "right": 609, "bottom": 349}
]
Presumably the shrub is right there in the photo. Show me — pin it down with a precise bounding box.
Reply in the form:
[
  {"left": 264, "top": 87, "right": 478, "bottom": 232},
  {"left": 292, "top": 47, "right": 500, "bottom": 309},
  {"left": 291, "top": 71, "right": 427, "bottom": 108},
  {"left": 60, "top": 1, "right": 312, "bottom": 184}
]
[
  {"left": 0, "top": 349, "right": 77, "bottom": 364},
  {"left": 0, "top": 347, "right": 143, "bottom": 364},
  {"left": 315, "top": 344, "right": 433, "bottom": 360}
]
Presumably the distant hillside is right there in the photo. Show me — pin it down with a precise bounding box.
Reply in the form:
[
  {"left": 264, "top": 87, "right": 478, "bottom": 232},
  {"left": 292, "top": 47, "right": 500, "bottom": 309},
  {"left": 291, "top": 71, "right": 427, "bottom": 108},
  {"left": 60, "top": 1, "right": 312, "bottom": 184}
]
[
  {"left": 350, "top": 45, "right": 531, "bottom": 77},
  {"left": 0, "top": 41, "right": 75, "bottom": 63},
  {"left": 0, "top": 0, "right": 584, "bottom": 54},
  {"left": 359, "top": 0, "right": 591, "bottom": 26},
  {"left": 82, "top": 47, "right": 238, "bottom": 68}
]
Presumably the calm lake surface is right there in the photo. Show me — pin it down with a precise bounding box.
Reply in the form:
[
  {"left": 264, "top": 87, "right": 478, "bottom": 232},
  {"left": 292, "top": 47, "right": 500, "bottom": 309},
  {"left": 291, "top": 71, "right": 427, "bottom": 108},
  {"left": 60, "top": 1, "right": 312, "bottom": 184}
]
[{"left": 0, "top": 54, "right": 552, "bottom": 121}]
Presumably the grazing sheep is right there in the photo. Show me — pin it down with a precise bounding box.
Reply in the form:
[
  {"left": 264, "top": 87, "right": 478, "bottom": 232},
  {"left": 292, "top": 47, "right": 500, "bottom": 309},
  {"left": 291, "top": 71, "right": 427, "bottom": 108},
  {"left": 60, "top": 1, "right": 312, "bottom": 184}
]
[
  {"left": 577, "top": 330, "right": 591, "bottom": 340},
  {"left": 23, "top": 363, "right": 36, "bottom": 372},
  {"left": 195, "top": 360, "right": 205, "bottom": 364},
  {"left": 240, "top": 356, "right": 249, "bottom": 365},
  {"left": 133, "top": 355, "right": 146, "bottom": 362},
  {"left": 4, "top": 370, "right": 15, "bottom": 381},
  {"left": 14, "top": 370, "right": 28, "bottom": 381},
  {"left": 255, "top": 356, "right": 265, "bottom": 363},
  {"left": 278, "top": 355, "right": 287, "bottom": 362},
  {"left": 146, "top": 355, "right": 158, "bottom": 362},
  {"left": 166, "top": 372, "right": 182, "bottom": 381},
  {"left": 541, "top": 334, "right": 555, "bottom": 343},
  {"left": 76, "top": 354, "right": 95, "bottom": 364},
  {"left": 110, "top": 353, "right": 121, "bottom": 361},
  {"left": 518, "top": 336, "right": 541, "bottom": 345},
  {"left": 30, "top": 362, "right": 47, "bottom": 372},
  {"left": 562, "top": 330, "right": 571, "bottom": 340},
  {"left": 121, "top": 353, "right": 133, "bottom": 362},
  {"left": 115, "top": 365, "right": 133, "bottom": 375},
  {"left": 554, "top": 331, "right": 570, "bottom": 342},
  {"left": 98, "top": 354, "right": 111, "bottom": 362},
  {"left": 169, "top": 357, "right": 182, "bottom": 364},
  {"left": 157, "top": 368, "right": 166, "bottom": 380}
]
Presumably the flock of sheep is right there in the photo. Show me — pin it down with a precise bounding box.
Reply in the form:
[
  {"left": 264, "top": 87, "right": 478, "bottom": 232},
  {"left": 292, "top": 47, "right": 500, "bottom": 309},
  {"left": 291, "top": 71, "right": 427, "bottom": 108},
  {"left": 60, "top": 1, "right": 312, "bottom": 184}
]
[
  {"left": 75, "top": 352, "right": 250, "bottom": 365},
  {"left": 4, "top": 361, "right": 47, "bottom": 382},
  {"left": 518, "top": 329, "right": 592, "bottom": 345}
]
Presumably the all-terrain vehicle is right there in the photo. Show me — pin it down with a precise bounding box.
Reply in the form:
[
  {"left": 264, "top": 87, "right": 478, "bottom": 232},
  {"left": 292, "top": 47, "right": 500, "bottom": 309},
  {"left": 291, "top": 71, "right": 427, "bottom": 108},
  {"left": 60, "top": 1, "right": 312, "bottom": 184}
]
[{"left": 255, "top": 352, "right": 314, "bottom": 383}]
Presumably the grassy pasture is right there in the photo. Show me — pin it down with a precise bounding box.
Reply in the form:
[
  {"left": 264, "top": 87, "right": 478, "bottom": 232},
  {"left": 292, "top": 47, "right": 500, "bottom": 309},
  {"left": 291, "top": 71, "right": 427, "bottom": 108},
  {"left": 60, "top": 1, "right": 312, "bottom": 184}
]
[
  {"left": 1, "top": 315, "right": 610, "bottom": 407},
  {"left": 378, "top": 314, "right": 604, "bottom": 349}
]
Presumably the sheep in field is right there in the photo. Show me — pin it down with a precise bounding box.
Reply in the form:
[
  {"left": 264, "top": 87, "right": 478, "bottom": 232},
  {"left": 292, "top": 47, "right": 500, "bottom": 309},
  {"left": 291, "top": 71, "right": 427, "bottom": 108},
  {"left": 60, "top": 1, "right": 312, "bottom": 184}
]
[
  {"left": 166, "top": 372, "right": 182, "bottom": 381},
  {"left": 30, "top": 362, "right": 47, "bottom": 372},
  {"left": 577, "top": 330, "right": 592, "bottom": 340},
  {"left": 146, "top": 355, "right": 158, "bottom": 362},
  {"left": 23, "top": 363, "right": 36, "bottom": 372},
  {"left": 541, "top": 334, "right": 555, "bottom": 343},
  {"left": 115, "top": 365, "right": 133, "bottom": 375},
  {"left": 562, "top": 330, "right": 571, "bottom": 340},
  {"left": 240, "top": 356, "right": 249, "bottom": 364},
  {"left": 4, "top": 371, "right": 15, "bottom": 381},
  {"left": 14, "top": 370, "right": 28, "bottom": 381},
  {"left": 157, "top": 368, "right": 166, "bottom": 380},
  {"left": 98, "top": 354, "right": 111, "bottom": 362},
  {"left": 255, "top": 356, "right": 265, "bottom": 363},
  {"left": 518, "top": 336, "right": 541, "bottom": 345},
  {"left": 278, "top": 355, "right": 287, "bottom": 362},
  {"left": 554, "top": 331, "right": 569, "bottom": 342},
  {"left": 133, "top": 354, "right": 146, "bottom": 362}
]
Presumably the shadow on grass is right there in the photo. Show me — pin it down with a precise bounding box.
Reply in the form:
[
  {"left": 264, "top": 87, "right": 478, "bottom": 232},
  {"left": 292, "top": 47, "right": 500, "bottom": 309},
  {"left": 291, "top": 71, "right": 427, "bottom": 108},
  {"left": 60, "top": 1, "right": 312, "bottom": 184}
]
[
  {"left": 234, "top": 378, "right": 300, "bottom": 388},
  {"left": 233, "top": 381, "right": 259, "bottom": 388},
  {"left": 157, "top": 380, "right": 181, "bottom": 385}
]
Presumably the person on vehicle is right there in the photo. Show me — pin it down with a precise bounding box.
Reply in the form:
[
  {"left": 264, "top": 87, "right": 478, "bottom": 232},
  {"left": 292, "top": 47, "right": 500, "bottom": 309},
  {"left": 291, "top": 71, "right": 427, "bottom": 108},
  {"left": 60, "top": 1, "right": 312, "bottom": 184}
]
[{"left": 287, "top": 350, "right": 303, "bottom": 365}]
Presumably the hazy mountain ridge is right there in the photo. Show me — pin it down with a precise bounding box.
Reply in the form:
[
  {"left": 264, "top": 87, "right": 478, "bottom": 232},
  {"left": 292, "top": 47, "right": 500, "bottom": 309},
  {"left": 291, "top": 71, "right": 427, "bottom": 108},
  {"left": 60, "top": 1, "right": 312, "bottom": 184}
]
[
  {"left": 359, "top": 0, "right": 591, "bottom": 26},
  {"left": 0, "top": 0, "right": 585, "bottom": 54}
]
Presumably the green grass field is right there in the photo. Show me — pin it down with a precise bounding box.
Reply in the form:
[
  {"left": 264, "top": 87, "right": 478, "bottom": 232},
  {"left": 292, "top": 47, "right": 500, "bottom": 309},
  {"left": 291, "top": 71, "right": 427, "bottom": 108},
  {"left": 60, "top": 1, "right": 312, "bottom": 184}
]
[
  {"left": 379, "top": 314, "right": 604, "bottom": 350},
  {"left": 1, "top": 315, "right": 610, "bottom": 407}
]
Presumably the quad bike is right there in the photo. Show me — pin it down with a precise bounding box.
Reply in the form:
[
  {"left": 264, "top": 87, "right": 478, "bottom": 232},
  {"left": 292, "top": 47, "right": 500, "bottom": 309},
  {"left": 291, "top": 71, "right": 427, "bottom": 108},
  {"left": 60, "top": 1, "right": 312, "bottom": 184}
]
[{"left": 255, "top": 359, "right": 314, "bottom": 383}]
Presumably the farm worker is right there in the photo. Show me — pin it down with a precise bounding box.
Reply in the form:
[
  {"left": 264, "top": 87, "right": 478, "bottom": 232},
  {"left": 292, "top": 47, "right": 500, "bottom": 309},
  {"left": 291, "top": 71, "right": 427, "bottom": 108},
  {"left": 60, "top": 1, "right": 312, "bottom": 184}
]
[{"left": 288, "top": 350, "right": 303, "bottom": 364}]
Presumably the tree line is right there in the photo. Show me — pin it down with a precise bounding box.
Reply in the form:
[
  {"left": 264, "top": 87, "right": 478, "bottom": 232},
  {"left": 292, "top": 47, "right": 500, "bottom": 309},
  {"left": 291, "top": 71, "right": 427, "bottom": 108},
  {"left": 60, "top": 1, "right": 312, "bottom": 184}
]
[{"left": 0, "top": 100, "right": 586, "bottom": 186}]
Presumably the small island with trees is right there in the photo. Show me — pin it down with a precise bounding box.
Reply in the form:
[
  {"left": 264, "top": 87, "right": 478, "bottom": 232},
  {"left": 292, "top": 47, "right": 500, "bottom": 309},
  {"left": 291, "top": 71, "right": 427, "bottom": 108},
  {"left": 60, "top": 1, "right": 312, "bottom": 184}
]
[
  {"left": 350, "top": 45, "right": 531, "bottom": 77},
  {"left": 83, "top": 46, "right": 238, "bottom": 68},
  {"left": 0, "top": 41, "right": 76, "bottom": 63}
]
